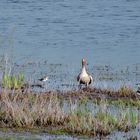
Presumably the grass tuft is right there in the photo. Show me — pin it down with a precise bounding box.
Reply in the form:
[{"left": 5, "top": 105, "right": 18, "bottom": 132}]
[
  {"left": 118, "top": 85, "right": 134, "bottom": 97},
  {"left": 2, "top": 73, "right": 25, "bottom": 89}
]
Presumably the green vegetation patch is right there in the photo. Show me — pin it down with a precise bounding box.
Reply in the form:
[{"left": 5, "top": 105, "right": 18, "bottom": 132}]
[
  {"left": 2, "top": 73, "right": 25, "bottom": 89},
  {"left": 0, "top": 92, "right": 139, "bottom": 137}
]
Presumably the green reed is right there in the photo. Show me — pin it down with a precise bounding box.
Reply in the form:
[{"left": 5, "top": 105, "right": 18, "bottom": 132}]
[{"left": 2, "top": 73, "right": 25, "bottom": 89}]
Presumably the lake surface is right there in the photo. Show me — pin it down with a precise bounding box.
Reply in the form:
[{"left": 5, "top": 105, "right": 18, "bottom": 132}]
[
  {"left": 0, "top": 128, "right": 140, "bottom": 140},
  {"left": 0, "top": 0, "right": 140, "bottom": 90}
]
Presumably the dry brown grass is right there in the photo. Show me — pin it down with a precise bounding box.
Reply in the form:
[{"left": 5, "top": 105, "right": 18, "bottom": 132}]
[
  {"left": 0, "top": 92, "right": 67, "bottom": 128},
  {"left": 0, "top": 90, "right": 139, "bottom": 137}
]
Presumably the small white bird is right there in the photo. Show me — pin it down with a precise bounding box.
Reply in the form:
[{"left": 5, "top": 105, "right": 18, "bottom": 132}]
[
  {"left": 77, "top": 58, "right": 93, "bottom": 88},
  {"left": 39, "top": 76, "right": 48, "bottom": 82},
  {"left": 38, "top": 76, "right": 49, "bottom": 90}
]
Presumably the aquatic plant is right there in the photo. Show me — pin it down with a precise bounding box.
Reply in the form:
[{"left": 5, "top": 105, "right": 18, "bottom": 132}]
[
  {"left": 108, "top": 99, "right": 140, "bottom": 108},
  {"left": 118, "top": 85, "right": 134, "bottom": 97},
  {"left": 2, "top": 73, "right": 25, "bottom": 89},
  {"left": 0, "top": 92, "right": 139, "bottom": 137},
  {"left": 117, "top": 110, "right": 138, "bottom": 131}
]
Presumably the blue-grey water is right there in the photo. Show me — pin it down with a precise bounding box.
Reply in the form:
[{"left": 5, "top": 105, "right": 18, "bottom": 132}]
[
  {"left": 0, "top": 0, "right": 140, "bottom": 91},
  {"left": 0, "top": 0, "right": 140, "bottom": 138},
  {"left": 0, "top": 128, "right": 140, "bottom": 140}
]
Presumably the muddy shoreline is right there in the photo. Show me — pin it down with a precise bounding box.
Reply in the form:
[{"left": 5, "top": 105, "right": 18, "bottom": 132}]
[{"left": 36, "top": 87, "right": 140, "bottom": 102}]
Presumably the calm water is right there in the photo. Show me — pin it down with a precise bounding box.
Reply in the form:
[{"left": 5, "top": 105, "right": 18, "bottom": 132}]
[
  {"left": 0, "top": 0, "right": 140, "bottom": 90},
  {"left": 0, "top": 129, "right": 140, "bottom": 140}
]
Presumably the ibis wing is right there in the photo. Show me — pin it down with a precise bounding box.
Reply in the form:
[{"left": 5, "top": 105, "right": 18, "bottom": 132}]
[
  {"left": 77, "top": 74, "right": 80, "bottom": 82},
  {"left": 89, "top": 75, "right": 93, "bottom": 84}
]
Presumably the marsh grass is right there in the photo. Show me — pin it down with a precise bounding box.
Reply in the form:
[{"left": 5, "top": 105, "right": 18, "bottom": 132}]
[
  {"left": 0, "top": 92, "right": 67, "bottom": 128},
  {"left": 0, "top": 92, "right": 139, "bottom": 137},
  {"left": 118, "top": 85, "right": 134, "bottom": 97},
  {"left": 92, "top": 98, "right": 140, "bottom": 109},
  {"left": 117, "top": 110, "right": 138, "bottom": 131},
  {"left": 2, "top": 73, "right": 25, "bottom": 89},
  {"left": 107, "top": 99, "right": 140, "bottom": 109}
]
